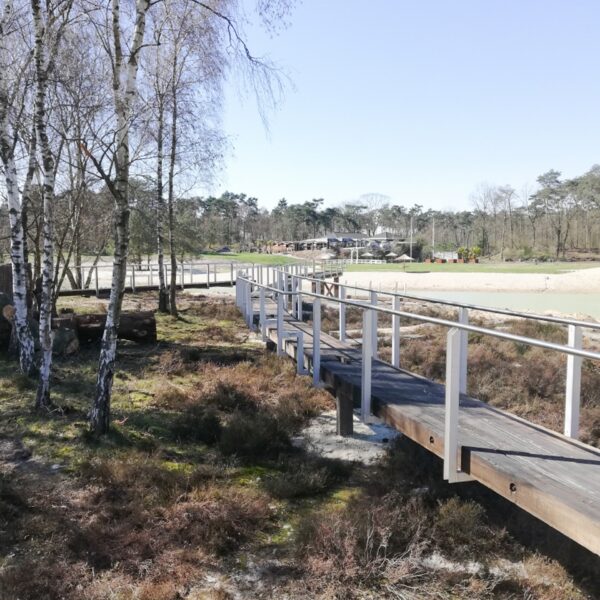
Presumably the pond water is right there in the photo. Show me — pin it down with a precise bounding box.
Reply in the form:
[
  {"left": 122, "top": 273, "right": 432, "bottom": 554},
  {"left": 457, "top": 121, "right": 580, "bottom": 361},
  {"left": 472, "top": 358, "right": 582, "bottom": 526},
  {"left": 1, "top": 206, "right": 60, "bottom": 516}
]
[{"left": 415, "top": 291, "right": 600, "bottom": 320}]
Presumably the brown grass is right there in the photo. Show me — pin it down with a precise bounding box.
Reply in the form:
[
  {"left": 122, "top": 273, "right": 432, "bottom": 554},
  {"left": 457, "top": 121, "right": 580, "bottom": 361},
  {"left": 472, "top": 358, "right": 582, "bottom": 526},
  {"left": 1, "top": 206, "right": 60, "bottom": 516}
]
[{"left": 1, "top": 294, "right": 597, "bottom": 599}]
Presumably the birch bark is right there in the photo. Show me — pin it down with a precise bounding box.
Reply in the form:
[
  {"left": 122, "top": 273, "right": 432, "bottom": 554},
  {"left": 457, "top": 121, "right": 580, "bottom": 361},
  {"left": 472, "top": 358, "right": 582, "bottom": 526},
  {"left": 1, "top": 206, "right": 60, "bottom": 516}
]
[
  {"left": 90, "top": 0, "right": 150, "bottom": 435},
  {"left": 0, "top": 0, "right": 35, "bottom": 375},
  {"left": 31, "top": 0, "right": 56, "bottom": 408}
]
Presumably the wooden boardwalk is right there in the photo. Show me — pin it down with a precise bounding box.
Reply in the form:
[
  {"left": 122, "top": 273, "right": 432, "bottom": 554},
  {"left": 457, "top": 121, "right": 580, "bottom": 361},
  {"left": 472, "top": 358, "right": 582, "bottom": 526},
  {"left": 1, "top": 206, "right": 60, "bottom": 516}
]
[{"left": 265, "top": 307, "right": 600, "bottom": 556}]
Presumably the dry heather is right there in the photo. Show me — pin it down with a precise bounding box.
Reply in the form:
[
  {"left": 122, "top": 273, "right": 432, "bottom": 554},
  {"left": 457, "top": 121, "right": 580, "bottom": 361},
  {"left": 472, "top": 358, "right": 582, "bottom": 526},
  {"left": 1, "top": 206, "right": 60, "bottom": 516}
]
[{"left": 0, "top": 293, "right": 598, "bottom": 599}]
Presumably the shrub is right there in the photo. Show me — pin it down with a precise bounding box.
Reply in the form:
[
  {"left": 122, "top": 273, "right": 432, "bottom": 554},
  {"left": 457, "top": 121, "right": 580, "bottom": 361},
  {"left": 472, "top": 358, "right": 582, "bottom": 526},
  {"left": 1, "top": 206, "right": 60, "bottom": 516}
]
[
  {"left": 166, "top": 486, "right": 273, "bottom": 555},
  {"left": 219, "top": 411, "right": 291, "bottom": 459},
  {"left": 263, "top": 457, "right": 352, "bottom": 499},
  {"left": 433, "top": 497, "right": 508, "bottom": 559},
  {"left": 171, "top": 405, "right": 222, "bottom": 444}
]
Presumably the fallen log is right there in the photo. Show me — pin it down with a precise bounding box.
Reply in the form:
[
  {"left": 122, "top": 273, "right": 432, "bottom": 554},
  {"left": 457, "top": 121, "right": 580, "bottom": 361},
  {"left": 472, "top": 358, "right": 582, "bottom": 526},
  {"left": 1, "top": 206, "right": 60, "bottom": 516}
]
[
  {"left": 0, "top": 309, "right": 157, "bottom": 348},
  {"left": 74, "top": 311, "right": 157, "bottom": 344}
]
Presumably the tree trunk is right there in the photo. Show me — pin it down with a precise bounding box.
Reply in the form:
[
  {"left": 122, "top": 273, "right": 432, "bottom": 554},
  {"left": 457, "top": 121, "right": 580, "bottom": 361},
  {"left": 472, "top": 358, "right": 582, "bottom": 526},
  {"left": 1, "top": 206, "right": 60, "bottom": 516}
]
[
  {"left": 167, "top": 57, "right": 178, "bottom": 318},
  {"left": 156, "top": 96, "right": 168, "bottom": 312},
  {"left": 0, "top": 116, "right": 35, "bottom": 375},
  {"left": 75, "top": 311, "right": 156, "bottom": 344},
  {"left": 91, "top": 0, "right": 149, "bottom": 436},
  {"left": 32, "top": 0, "right": 56, "bottom": 409}
]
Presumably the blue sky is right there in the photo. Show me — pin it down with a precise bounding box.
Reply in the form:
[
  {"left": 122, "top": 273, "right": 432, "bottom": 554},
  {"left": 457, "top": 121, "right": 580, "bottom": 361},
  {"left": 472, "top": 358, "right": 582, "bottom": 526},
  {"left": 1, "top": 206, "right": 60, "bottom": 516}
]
[{"left": 211, "top": 1, "right": 600, "bottom": 211}]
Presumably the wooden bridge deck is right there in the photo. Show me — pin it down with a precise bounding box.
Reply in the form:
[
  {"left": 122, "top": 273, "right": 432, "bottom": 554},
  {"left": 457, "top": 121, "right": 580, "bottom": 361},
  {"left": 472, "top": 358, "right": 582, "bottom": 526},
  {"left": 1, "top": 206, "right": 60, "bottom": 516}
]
[{"left": 265, "top": 307, "right": 600, "bottom": 556}]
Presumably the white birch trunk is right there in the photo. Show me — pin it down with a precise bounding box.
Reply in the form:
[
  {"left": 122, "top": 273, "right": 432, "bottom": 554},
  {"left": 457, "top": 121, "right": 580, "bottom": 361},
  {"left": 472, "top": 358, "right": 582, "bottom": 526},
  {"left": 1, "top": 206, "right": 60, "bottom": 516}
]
[
  {"left": 32, "top": 0, "right": 55, "bottom": 408},
  {"left": 0, "top": 0, "right": 35, "bottom": 375},
  {"left": 91, "top": 0, "right": 150, "bottom": 435}
]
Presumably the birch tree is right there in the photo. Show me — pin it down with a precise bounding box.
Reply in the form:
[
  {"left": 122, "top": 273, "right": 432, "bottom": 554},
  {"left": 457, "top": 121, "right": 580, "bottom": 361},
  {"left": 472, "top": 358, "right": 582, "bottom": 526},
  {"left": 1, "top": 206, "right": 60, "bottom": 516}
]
[
  {"left": 30, "top": 0, "right": 73, "bottom": 407},
  {"left": 88, "top": 0, "right": 151, "bottom": 435},
  {"left": 0, "top": 0, "right": 36, "bottom": 374}
]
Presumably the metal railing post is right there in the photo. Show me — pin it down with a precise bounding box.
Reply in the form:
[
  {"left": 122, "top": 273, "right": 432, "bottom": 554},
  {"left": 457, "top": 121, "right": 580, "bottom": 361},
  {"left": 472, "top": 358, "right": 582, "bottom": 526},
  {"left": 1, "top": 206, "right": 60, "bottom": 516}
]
[
  {"left": 444, "top": 327, "right": 472, "bottom": 483},
  {"left": 131, "top": 266, "right": 136, "bottom": 293},
  {"left": 206, "top": 264, "right": 210, "bottom": 289},
  {"left": 95, "top": 266, "right": 99, "bottom": 297},
  {"left": 296, "top": 277, "right": 303, "bottom": 321},
  {"left": 230, "top": 263, "right": 234, "bottom": 284},
  {"left": 245, "top": 280, "right": 253, "bottom": 328},
  {"left": 259, "top": 287, "right": 267, "bottom": 341},
  {"left": 392, "top": 295, "right": 401, "bottom": 368},
  {"left": 565, "top": 324, "right": 583, "bottom": 439},
  {"left": 312, "top": 291, "right": 321, "bottom": 386},
  {"left": 361, "top": 307, "right": 373, "bottom": 423},
  {"left": 180, "top": 262, "right": 184, "bottom": 289},
  {"left": 458, "top": 307, "right": 469, "bottom": 394},
  {"left": 277, "top": 291, "right": 284, "bottom": 356},
  {"left": 370, "top": 290, "right": 378, "bottom": 359},
  {"left": 339, "top": 286, "right": 346, "bottom": 342}
]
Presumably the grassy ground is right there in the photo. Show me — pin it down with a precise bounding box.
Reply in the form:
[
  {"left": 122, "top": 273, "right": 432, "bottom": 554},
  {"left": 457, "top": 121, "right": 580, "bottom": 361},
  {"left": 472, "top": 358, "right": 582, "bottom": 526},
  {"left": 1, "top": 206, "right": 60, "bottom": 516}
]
[
  {"left": 198, "top": 252, "right": 296, "bottom": 265},
  {"left": 0, "top": 293, "right": 598, "bottom": 599},
  {"left": 344, "top": 261, "right": 600, "bottom": 274}
]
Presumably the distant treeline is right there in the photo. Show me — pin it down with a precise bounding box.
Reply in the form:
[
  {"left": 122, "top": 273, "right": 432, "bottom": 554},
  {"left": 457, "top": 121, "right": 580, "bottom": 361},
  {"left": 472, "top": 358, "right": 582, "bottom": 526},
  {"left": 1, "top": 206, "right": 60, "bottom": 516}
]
[{"left": 3, "top": 167, "right": 600, "bottom": 272}]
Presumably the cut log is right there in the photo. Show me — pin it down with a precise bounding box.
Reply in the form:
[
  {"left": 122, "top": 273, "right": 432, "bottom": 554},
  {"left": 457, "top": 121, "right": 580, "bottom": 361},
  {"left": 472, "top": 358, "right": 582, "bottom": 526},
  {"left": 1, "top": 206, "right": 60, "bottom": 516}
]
[
  {"left": 75, "top": 311, "right": 157, "bottom": 344},
  {"left": 0, "top": 309, "right": 157, "bottom": 349}
]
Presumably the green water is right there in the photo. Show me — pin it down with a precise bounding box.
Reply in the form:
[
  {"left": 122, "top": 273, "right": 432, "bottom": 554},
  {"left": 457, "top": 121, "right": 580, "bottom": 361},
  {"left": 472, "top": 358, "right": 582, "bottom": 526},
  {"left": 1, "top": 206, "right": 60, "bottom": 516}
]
[{"left": 416, "top": 291, "right": 600, "bottom": 320}]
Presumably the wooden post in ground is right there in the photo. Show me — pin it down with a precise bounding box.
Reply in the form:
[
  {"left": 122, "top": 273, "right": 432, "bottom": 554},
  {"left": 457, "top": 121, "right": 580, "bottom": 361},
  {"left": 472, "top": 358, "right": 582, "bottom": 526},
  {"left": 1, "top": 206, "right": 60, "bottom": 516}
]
[{"left": 336, "top": 391, "right": 353, "bottom": 436}]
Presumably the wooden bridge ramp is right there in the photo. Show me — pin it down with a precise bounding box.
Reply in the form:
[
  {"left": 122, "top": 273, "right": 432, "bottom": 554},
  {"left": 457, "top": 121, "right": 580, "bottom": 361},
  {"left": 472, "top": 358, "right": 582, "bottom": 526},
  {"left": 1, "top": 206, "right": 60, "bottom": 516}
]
[{"left": 264, "top": 308, "right": 600, "bottom": 556}]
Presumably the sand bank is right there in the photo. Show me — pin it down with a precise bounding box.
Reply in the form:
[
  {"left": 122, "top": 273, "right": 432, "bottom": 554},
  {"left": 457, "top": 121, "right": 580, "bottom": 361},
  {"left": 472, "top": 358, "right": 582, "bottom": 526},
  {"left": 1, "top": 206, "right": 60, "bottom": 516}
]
[{"left": 341, "top": 267, "right": 600, "bottom": 293}]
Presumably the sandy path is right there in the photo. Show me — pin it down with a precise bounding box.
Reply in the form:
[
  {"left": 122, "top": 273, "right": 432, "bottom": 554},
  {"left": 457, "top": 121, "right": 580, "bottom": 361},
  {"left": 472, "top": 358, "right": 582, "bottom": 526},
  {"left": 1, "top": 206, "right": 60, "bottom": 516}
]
[{"left": 341, "top": 267, "right": 600, "bottom": 293}]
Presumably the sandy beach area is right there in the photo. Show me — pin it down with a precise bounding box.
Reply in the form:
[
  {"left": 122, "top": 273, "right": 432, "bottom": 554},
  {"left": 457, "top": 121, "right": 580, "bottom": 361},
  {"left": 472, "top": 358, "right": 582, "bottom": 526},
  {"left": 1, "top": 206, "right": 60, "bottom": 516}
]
[{"left": 340, "top": 267, "right": 600, "bottom": 293}]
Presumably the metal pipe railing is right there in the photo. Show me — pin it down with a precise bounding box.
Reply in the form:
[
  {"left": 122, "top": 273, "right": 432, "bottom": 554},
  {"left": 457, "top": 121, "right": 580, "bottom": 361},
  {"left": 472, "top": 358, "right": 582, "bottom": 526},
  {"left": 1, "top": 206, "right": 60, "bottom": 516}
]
[
  {"left": 280, "top": 268, "right": 600, "bottom": 332},
  {"left": 235, "top": 263, "right": 599, "bottom": 485}
]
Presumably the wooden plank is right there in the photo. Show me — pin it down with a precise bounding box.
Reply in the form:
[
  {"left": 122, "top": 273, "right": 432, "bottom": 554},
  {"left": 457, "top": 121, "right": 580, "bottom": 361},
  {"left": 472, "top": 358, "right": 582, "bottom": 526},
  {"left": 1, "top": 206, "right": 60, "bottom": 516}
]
[{"left": 264, "top": 308, "right": 600, "bottom": 556}]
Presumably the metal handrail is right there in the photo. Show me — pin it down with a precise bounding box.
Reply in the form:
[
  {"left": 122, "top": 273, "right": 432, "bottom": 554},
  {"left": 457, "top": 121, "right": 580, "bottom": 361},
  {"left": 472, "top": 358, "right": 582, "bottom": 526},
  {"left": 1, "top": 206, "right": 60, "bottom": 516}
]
[
  {"left": 271, "top": 266, "right": 600, "bottom": 332},
  {"left": 236, "top": 263, "right": 596, "bottom": 483},
  {"left": 239, "top": 276, "right": 600, "bottom": 362}
]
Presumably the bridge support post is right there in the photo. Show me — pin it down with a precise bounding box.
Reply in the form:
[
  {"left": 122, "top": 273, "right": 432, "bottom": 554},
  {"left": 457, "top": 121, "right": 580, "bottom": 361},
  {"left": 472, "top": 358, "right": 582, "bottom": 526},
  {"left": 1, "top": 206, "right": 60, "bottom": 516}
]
[
  {"left": 370, "top": 290, "right": 378, "bottom": 359},
  {"left": 336, "top": 392, "right": 353, "bottom": 436},
  {"left": 392, "top": 295, "right": 401, "bottom": 368},
  {"left": 458, "top": 307, "right": 469, "bottom": 394},
  {"left": 338, "top": 286, "right": 346, "bottom": 342},
  {"left": 444, "top": 327, "right": 473, "bottom": 483},
  {"left": 312, "top": 282, "right": 321, "bottom": 386},
  {"left": 565, "top": 324, "right": 582, "bottom": 439},
  {"left": 361, "top": 307, "right": 374, "bottom": 423},
  {"left": 245, "top": 281, "right": 253, "bottom": 329}
]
